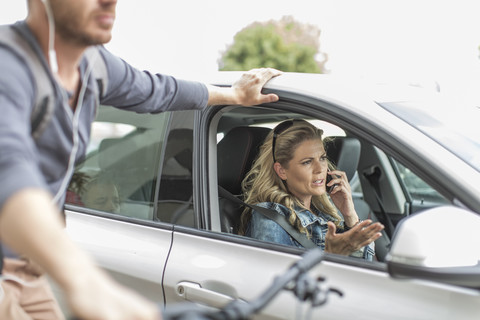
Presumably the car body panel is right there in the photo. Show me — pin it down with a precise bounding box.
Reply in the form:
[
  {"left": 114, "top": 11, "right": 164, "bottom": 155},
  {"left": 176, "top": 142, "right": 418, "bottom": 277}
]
[
  {"left": 164, "top": 230, "right": 480, "bottom": 319},
  {"left": 63, "top": 72, "right": 480, "bottom": 319},
  {"left": 66, "top": 211, "right": 172, "bottom": 302}
]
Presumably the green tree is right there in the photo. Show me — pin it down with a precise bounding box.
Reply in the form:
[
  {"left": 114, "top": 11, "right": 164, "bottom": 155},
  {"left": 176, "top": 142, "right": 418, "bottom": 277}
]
[{"left": 219, "top": 16, "right": 327, "bottom": 73}]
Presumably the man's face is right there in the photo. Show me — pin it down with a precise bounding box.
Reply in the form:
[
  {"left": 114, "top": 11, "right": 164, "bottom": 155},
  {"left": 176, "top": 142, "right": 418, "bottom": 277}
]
[
  {"left": 83, "top": 182, "right": 120, "bottom": 213},
  {"left": 49, "top": 0, "right": 117, "bottom": 46}
]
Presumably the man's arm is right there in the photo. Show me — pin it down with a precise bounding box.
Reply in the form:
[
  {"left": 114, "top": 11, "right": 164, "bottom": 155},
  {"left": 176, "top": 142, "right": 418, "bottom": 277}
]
[
  {"left": 0, "top": 188, "right": 160, "bottom": 320},
  {"left": 100, "top": 47, "right": 281, "bottom": 112},
  {"left": 207, "top": 68, "right": 282, "bottom": 106}
]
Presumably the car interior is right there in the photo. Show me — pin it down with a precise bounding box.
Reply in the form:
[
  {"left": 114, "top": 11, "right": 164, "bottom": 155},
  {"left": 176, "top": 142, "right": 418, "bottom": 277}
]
[{"left": 213, "top": 105, "right": 450, "bottom": 262}]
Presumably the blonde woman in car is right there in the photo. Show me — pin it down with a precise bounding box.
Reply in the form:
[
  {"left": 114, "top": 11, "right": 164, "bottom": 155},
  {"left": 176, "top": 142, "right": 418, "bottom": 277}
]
[{"left": 240, "top": 120, "right": 383, "bottom": 260}]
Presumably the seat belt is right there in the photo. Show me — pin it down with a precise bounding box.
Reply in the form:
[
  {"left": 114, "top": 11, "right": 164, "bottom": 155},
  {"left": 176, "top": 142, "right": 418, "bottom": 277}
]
[
  {"left": 218, "top": 186, "right": 317, "bottom": 249},
  {"left": 363, "top": 166, "right": 395, "bottom": 237}
]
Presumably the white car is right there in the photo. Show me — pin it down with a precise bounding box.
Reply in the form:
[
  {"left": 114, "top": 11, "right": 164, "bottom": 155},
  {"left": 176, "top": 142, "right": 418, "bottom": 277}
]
[{"left": 64, "top": 73, "right": 480, "bottom": 319}]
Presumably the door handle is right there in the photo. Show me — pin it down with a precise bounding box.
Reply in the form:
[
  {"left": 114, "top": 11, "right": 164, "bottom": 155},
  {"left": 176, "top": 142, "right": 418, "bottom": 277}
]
[{"left": 175, "top": 281, "right": 235, "bottom": 309}]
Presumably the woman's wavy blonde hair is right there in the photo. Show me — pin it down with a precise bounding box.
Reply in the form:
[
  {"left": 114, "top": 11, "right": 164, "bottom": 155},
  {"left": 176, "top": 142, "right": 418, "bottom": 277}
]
[{"left": 239, "top": 119, "right": 341, "bottom": 236}]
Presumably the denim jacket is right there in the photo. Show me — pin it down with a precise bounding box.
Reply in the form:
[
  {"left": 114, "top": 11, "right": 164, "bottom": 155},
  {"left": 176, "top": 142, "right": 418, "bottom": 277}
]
[{"left": 245, "top": 202, "right": 375, "bottom": 261}]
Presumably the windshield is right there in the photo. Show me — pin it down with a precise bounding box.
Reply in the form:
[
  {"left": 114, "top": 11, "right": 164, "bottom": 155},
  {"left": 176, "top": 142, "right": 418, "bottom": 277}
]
[{"left": 379, "top": 100, "right": 480, "bottom": 172}]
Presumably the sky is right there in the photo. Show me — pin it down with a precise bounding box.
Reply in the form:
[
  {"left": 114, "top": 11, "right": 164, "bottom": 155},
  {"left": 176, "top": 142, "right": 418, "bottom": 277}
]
[{"left": 2, "top": 0, "right": 480, "bottom": 106}]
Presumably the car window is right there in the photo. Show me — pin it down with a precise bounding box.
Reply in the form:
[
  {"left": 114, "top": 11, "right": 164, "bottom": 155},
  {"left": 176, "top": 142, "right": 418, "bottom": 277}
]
[
  {"left": 66, "top": 105, "right": 170, "bottom": 220},
  {"left": 155, "top": 111, "right": 195, "bottom": 227},
  {"left": 212, "top": 107, "right": 394, "bottom": 263},
  {"left": 393, "top": 160, "right": 450, "bottom": 212},
  {"left": 211, "top": 105, "right": 463, "bottom": 264}
]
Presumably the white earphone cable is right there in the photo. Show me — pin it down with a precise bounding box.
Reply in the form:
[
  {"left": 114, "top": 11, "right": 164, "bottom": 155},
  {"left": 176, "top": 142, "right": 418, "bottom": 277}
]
[
  {"left": 51, "top": 57, "right": 96, "bottom": 205},
  {"left": 40, "top": 0, "right": 97, "bottom": 205},
  {"left": 41, "top": 0, "right": 58, "bottom": 74}
]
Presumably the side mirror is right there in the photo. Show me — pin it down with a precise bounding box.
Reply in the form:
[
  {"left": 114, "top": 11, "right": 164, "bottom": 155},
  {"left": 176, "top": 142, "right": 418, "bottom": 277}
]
[{"left": 386, "top": 206, "right": 480, "bottom": 288}]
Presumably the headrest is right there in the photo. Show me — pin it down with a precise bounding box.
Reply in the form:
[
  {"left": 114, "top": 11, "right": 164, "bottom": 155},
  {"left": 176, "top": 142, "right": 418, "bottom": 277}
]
[
  {"left": 324, "top": 137, "right": 361, "bottom": 181},
  {"left": 164, "top": 129, "right": 193, "bottom": 172},
  {"left": 217, "top": 126, "right": 270, "bottom": 195}
]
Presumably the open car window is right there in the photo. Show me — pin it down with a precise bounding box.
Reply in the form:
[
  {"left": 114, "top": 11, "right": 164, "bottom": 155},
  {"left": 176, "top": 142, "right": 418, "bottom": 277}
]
[{"left": 212, "top": 106, "right": 455, "bottom": 264}]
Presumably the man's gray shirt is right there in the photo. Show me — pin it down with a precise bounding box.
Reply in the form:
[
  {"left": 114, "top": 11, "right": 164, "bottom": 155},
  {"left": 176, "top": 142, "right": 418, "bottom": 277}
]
[{"left": 0, "top": 21, "right": 208, "bottom": 212}]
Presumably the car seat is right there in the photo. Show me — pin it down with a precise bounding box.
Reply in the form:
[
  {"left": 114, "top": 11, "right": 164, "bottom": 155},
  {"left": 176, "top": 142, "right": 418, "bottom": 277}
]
[
  {"left": 217, "top": 126, "right": 271, "bottom": 233},
  {"left": 325, "top": 136, "right": 391, "bottom": 261}
]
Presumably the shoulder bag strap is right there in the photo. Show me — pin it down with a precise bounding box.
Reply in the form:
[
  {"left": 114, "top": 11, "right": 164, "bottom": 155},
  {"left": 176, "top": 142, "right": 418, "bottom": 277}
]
[{"left": 0, "top": 25, "right": 55, "bottom": 140}]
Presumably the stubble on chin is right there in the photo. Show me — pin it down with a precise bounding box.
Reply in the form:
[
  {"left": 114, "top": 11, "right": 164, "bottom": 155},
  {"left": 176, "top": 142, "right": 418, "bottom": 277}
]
[
  {"left": 55, "top": 14, "right": 113, "bottom": 46},
  {"left": 58, "top": 24, "right": 112, "bottom": 46}
]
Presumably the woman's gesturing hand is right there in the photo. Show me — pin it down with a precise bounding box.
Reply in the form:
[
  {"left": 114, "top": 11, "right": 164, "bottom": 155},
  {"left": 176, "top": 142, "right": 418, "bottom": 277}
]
[{"left": 324, "top": 220, "right": 384, "bottom": 256}]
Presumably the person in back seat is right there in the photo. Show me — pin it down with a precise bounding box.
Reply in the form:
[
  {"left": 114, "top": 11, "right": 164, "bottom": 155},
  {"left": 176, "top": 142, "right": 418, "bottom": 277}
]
[
  {"left": 239, "top": 120, "right": 384, "bottom": 260},
  {"left": 82, "top": 175, "right": 121, "bottom": 214}
]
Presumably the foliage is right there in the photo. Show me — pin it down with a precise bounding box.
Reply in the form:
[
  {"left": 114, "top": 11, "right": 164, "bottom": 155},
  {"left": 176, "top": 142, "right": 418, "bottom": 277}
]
[{"left": 219, "top": 16, "right": 327, "bottom": 73}]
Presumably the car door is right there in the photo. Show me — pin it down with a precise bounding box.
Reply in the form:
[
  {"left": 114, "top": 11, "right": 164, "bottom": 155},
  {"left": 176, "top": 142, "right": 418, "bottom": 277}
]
[
  {"left": 64, "top": 106, "right": 196, "bottom": 306},
  {"left": 162, "top": 97, "right": 480, "bottom": 319}
]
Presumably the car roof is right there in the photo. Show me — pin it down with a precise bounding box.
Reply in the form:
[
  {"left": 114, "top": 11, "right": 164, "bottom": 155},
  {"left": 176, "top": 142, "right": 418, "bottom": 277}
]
[
  {"left": 208, "top": 71, "right": 442, "bottom": 108},
  {"left": 209, "top": 71, "right": 453, "bottom": 136}
]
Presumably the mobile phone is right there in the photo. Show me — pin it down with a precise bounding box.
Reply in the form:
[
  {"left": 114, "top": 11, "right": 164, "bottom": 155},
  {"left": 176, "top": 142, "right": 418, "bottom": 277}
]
[{"left": 326, "top": 171, "right": 337, "bottom": 194}]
